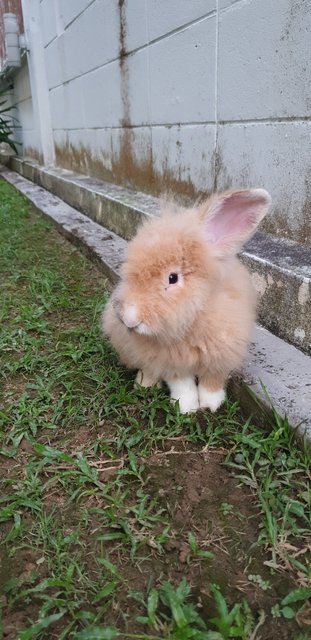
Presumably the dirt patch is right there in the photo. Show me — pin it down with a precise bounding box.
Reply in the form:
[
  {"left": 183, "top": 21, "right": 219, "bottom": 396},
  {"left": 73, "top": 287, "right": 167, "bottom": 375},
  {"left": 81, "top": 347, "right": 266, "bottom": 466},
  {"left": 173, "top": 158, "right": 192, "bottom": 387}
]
[
  {"left": 140, "top": 451, "right": 302, "bottom": 639},
  {"left": 1, "top": 449, "right": 303, "bottom": 638}
]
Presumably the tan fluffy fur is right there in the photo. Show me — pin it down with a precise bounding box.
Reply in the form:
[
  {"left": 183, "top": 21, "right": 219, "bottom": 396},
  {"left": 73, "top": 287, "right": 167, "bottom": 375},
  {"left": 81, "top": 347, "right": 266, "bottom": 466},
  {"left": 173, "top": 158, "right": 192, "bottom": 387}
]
[{"left": 102, "top": 189, "right": 270, "bottom": 395}]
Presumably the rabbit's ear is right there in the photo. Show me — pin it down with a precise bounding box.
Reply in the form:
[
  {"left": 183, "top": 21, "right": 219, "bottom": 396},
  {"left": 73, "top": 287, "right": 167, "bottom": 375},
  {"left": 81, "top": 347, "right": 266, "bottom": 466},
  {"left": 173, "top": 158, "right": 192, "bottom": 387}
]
[{"left": 201, "top": 189, "right": 271, "bottom": 256}]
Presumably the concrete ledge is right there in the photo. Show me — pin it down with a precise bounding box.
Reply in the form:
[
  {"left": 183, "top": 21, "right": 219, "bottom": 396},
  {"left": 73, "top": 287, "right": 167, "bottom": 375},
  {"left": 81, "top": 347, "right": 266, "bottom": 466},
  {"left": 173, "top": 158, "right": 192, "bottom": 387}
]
[
  {"left": 236, "top": 325, "right": 311, "bottom": 439},
  {"left": 10, "top": 156, "right": 160, "bottom": 240},
  {"left": 1, "top": 167, "right": 310, "bottom": 441},
  {"left": 9, "top": 157, "right": 311, "bottom": 354},
  {"left": 243, "top": 233, "right": 310, "bottom": 354}
]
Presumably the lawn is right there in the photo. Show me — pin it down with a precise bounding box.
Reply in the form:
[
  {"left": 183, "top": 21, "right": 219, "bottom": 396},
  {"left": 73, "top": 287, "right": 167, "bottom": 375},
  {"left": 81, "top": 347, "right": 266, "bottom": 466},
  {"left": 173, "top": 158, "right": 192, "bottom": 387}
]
[{"left": 0, "top": 178, "right": 310, "bottom": 640}]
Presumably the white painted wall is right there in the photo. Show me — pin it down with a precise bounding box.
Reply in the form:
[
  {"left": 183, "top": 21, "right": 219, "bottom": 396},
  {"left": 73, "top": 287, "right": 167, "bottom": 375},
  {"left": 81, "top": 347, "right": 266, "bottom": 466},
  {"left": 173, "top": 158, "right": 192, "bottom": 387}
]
[{"left": 4, "top": 0, "right": 311, "bottom": 242}]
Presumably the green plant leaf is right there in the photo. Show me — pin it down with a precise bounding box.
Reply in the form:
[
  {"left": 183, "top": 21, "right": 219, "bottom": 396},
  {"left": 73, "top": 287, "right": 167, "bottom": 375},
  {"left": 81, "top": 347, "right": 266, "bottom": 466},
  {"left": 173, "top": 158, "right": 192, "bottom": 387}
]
[
  {"left": 281, "top": 606, "right": 296, "bottom": 619},
  {"left": 147, "top": 588, "right": 159, "bottom": 627},
  {"left": 160, "top": 582, "right": 187, "bottom": 629},
  {"left": 93, "top": 581, "right": 117, "bottom": 603},
  {"left": 97, "top": 557, "right": 121, "bottom": 579},
  {"left": 282, "top": 587, "right": 311, "bottom": 605},
  {"left": 197, "top": 550, "right": 215, "bottom": 559},
  {"left": 210, "top": 584, "right": 229, "bottom": 620},
  {"left": 74, "top": 627, "right": 117, "bottom": 640},
  {"left": 19, "top": 612, "right": 65, "bottom": 640}
]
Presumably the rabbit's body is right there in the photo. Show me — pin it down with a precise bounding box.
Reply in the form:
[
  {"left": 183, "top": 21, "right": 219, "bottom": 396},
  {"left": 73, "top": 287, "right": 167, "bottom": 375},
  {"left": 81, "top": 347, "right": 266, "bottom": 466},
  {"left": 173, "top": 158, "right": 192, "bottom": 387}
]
[
  {"left": 102, "top": 189, "right": 271, "bottom": 413},
  {"left": 104, "top": 259, "right": 255, "bottom": 380}
]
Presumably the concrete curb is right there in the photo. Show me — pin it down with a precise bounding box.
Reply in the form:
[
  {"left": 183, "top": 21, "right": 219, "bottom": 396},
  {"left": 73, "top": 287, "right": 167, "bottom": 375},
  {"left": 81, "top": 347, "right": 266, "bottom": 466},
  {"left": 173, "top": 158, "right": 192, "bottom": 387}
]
[{"left": 2, "top": 166, "right": 311, "bottom": 441}]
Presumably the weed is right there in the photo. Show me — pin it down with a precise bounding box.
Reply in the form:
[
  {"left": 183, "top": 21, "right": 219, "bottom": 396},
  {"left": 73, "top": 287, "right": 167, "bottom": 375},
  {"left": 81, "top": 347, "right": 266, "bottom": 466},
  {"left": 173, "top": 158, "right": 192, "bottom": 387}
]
[
  {"left": 208, "top": 584, "right": 253, "bottom": 639},
  {"left": 73, "top": 581, "right": 255, "bottom": 639},
  {"left": 225, "top": 415, "right": 311, "bottom": 581},
  {"left": 186, "top": 531, "right": 215, "bottom": 563},
  {"left": 220, "top": 503, "right": 234, "bottom": 517},
  {"left": 247, "top": 574, "right": 271, "bottom": 591}
]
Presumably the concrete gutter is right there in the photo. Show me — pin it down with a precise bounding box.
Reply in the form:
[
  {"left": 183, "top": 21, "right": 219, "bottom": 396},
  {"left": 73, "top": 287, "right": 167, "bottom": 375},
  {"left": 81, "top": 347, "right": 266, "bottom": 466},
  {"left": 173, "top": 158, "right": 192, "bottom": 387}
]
[
  {"left": 9, "top": 157, "right": 311, "bottom": 354},
  {"left": 1, "top": 166, "right": 310, "bottom": 441}
]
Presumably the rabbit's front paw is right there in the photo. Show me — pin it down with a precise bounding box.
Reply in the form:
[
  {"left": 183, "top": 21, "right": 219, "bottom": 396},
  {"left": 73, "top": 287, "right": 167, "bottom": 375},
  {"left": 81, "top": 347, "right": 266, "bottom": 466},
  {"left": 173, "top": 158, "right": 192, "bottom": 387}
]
[
  {"left": 167, "top": 377, "right": 199, "bottom": 414},
  {"left": 135, "top": 369, "right": 160, "bottom": 388},
  {"left": 198, "top": 386, "right": 225, "bottom": 413}
]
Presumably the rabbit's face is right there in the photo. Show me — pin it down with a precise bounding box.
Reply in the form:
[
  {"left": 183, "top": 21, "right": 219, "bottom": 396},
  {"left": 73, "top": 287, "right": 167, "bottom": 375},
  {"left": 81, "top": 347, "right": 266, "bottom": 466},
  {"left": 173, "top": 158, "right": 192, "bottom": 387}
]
[
  {"left": 113, "top": 218, "right": 214, "bottom": 341},
  {"left": 112, "top": 188, "right": 271, "bottom": 341}
]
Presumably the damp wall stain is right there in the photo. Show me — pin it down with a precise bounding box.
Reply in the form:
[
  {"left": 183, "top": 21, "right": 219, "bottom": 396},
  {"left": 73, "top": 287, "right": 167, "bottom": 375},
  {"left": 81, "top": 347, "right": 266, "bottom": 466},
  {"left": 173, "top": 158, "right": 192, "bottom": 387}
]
[
  {"left": 54, "top": 138, "right": 208, "bottom": 203},
  {"left": 23, "top": 146, "right": 43, "bottom": 166},
  {"left": 54, "top": 133, "right": 311, "bottom": 244}
]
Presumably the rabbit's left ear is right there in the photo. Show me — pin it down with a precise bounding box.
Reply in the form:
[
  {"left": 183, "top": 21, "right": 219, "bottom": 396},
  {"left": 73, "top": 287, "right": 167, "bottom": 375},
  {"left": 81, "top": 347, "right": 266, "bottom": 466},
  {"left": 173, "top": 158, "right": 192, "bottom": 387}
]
[{"left": 200, "top": 189, "right": 271, "bottom": 256}]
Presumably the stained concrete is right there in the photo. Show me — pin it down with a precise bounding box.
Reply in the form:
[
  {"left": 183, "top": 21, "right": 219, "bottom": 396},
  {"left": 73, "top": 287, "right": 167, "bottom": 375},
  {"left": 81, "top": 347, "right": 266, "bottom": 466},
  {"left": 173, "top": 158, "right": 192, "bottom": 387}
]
[
  {"left": 242, "top": 232, "right": 311, "bottom": 354},
  {"left": 1, "top": 166, "right": 310, "bottom": 441},
  {"left": 10, "top": 157, "right": 311, "bottom": 353},
  {"left": 233, "top": 325, "right": 311, "bottom": 440},
  {"left": 10, "top": 156, "right": 160, "bottom": 240}
]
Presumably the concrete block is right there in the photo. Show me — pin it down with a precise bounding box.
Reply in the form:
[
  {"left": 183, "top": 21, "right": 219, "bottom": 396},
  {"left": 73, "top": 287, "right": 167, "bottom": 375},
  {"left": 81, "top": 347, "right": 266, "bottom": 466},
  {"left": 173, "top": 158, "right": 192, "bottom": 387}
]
[
  {"left": 65, "top": 129, "right": 114, "bottom": 176},
  {"left": 216, "top": 121, "right": 311, "bottom": 244},
  {"left": 149, "top": 16, "right": 216, "bottom": 124},
  {"left": 67, "top": 129, "right": 95, "bottom": 151},
  {"left": 147, "top": 0, "right": 216, "bottom": 41},
  {"left": 111, "top": 126, "right": 152, "bottom": 186},
  {"left": 53, "top": 129, "right": 67, "bottom": 150},
  {"left": 126, "top": 50, "right": 150, "bottom": 125},
  {"left": 49, "top": 78, "right": 85, "bottom": 130},
  {"left": 40, "top": 0, "right": 57, "bottom": 47},
  {"left": 243, "top": 232, "right": 311, "bottom": 354},
  {"left": 82, "top": 50, "right": 150, "bottom": 129},
  {"left": 20, "top": 130, "right": 40, "bottom": 155},
  {"left": 219, "top": 0, "right": 240, "bottom": 10},
  {"left": 62, "top": 0, "right": 119, "bottom": 83},
  {"left": 123, "top": 0, "right": 148, "bottom": 51},
  {"left": 128, "top": 127, "right": 152, "bottom": 169},
  {"left": 64, "top": 78, "right": 85, "bottom": 129},
  {"left": 218, "top": 0, "right": 311, "bottom": 120},
  {"left": 151, "top": 124, "right": 216, "bottom": 193},
  {"left": 82, "top": 62, "right": 122, "bottom": 128},
  {"left": 59, "top": 0, "right": 95, "bottom": 30},
  {"left": 49, "top": 86, "right": 66, "bottom": 130},
  {"left": 88, "top": 129, "right": 114, "bottom": 174},
  {"left": 44, "top": 36, "right": 64, "bottom": 89},
  {"left": 241, "top": 325, "right": 311, "bottom": 440}
]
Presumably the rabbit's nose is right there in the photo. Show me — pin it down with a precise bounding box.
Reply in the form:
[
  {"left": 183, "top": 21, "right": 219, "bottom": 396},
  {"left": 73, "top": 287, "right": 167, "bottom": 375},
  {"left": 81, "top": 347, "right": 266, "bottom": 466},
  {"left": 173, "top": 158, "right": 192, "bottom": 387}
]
[{"left": 122, "top": 304, "right": 140, "bottom": 329}]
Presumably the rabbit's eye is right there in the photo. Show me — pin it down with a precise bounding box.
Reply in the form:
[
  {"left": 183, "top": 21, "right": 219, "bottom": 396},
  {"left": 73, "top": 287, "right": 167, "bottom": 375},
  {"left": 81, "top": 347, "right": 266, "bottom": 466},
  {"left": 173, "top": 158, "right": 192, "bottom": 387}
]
[{"left": 169, "top": 273, "right": 178, "bottom": 284}]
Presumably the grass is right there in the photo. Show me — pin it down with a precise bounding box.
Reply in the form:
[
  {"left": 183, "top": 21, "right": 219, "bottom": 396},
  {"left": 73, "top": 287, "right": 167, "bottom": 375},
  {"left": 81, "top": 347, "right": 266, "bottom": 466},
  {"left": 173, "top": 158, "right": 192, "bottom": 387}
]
[{"left": 0, "top": 178, "right": 310, "bottom": 639}]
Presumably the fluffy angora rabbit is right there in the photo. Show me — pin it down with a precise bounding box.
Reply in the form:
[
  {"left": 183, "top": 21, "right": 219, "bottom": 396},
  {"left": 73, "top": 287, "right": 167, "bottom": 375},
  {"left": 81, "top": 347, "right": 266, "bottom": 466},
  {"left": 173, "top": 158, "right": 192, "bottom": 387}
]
[{"left": 102, "top": 189, "right": 271, "bottom": 414}]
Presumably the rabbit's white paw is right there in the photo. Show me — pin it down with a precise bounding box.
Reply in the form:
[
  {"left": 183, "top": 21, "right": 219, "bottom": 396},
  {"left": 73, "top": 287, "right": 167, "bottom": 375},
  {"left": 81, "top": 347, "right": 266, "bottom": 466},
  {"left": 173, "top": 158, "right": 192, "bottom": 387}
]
[
  {"left": 168, "top": 377, "right": 199, "bottom": 414},
  {"left": 198, "top": 387, "right": 225, "bottom": 413}
]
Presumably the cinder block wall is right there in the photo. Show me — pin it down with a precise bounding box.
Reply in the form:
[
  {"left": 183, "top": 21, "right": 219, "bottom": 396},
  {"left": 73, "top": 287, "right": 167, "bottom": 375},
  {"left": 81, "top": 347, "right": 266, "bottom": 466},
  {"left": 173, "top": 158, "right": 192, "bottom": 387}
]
[{"left": 11, "top": 0, "right": 311, "bottom": 243}]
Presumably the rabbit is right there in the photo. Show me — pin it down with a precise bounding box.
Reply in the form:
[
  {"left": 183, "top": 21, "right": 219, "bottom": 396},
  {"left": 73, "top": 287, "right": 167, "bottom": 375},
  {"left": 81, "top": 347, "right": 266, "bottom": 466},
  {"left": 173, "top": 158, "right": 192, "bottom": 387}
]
[{"left": 102, "top": 188, "right": 271, "bottom": 414}]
